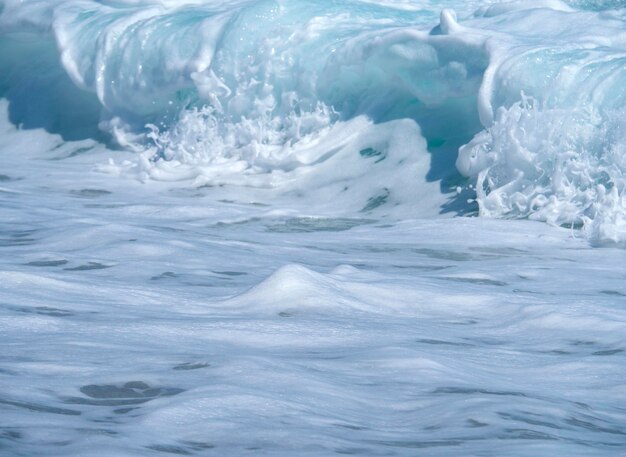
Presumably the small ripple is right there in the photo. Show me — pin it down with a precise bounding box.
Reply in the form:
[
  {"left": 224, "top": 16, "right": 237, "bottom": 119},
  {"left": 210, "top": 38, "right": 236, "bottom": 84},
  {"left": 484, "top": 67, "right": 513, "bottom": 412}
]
[
  {"left": 265, "top": 217, "right": 374, "bottom": 233},
  {"left": 433, "top": 387, "right": 527, "bottom": 397},
  {"left": 600, "top": 290, "right": 626, "bottom": 297},
  {"left": 151, "top": 272, "right": 178, "bottom": 281},
  {"left": 334, "top": 423, "right": 369, "bottom": 431},
  {"left": 147, "top": 442, "right": 215, "bottom": 455},
  {"left": 501, "top": 428, "right": 559, "bottom": 441},
  {"left": 412, "top": 248, "right": 477, "bottom": 261},
  {"left": 64, "top": 262, "right": 113, "bottom": 271},
  {"left": 566, "top": 416, "right": 626, "bottom": 436},
  {"left": 0, "top": 229, "right": 37, "bottom": 247},
  {"left": 213, "top": 270, "right": 247, "bottom": 276},
  {"left": 0, "top": 398, "right": 81, "bottom": 416},
  {"left": 25, "top": 260, "right": 68, "bottom": 267},
  {"left": 64, "top": 381, "right": 184, "bottom": 407},
  {"left": 371, "top": 439, "right": 463, "bottom": 449},
  {"left": 173, "top": 362, "right": 210, "bottom": 371},
  {"left": 498, "top": 411, "right": 564, "bottom": 430},
  {"left": 439, "top": 276, "right": 508, "bottom": 286},
  {"left": 415, "top": 338, "right": 474, "bottom": 347},
  {"left": 70, "top": 189, "right": 112, "bottom": 198},
  {"left": 11, "top": 306, "right": 73, "bottom": 317},
  {"left": 147, "top": 444, "right": 193, "bottom": 455},
  {"left": 0, "top": 428, "right": 22, "bottom": 440},
  {"left": 466, "top": 419, "right": 489, "bottom": 428},
  {"left": 592, "top": 349, "right": 624, "bottom": 356}
]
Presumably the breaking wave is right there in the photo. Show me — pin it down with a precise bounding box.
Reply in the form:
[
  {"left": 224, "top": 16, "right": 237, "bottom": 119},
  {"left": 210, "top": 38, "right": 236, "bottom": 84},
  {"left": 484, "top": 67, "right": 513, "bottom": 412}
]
[{"left": 1, "top": 0, "right": 625, "bottom": 241}]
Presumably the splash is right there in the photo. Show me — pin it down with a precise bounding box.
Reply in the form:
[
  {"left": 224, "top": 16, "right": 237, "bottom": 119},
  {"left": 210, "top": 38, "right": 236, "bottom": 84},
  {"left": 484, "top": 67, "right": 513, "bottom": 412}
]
[{"left": 457, "top": 95, "right": 626, "bottom": 241}]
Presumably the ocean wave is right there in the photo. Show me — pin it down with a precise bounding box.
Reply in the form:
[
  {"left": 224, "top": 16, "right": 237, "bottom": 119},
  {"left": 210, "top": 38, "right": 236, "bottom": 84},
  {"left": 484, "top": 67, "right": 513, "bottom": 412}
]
[{"left": 1, "top": 0, "right": 625, "bottom": 241}]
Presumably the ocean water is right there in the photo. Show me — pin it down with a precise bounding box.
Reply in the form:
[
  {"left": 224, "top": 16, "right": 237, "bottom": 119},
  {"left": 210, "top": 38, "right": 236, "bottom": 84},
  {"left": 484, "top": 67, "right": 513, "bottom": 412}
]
[{"left": 1, "top": 0, "right": 626, "bottom": 455}]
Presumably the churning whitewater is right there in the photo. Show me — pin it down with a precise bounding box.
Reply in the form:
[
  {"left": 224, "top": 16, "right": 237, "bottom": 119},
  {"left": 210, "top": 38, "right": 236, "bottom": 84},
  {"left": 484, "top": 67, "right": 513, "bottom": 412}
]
[
  {"left": 2, "top": 0, "right": 626, "bottom": 237},
  {"left": 0, "top": 1, "right": 625, "bottom": 456}
]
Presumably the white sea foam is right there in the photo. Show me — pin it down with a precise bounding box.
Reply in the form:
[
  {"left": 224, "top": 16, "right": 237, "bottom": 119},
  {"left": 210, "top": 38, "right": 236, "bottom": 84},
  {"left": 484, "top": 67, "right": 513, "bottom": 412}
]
[
  {"left": 3, "top": 0, "right": 625, "bottom": 239},
  {"left": 1, "top": 1, "right": 626, "bottom": 456}
]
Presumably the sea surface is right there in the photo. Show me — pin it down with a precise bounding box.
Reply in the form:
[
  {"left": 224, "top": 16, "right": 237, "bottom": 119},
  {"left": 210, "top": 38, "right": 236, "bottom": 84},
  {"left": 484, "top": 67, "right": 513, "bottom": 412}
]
[{"left": 1, "top": 0, "right": 625, "bottom": 455}]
